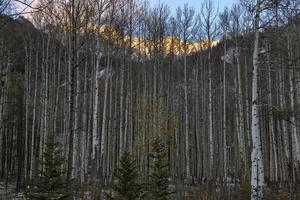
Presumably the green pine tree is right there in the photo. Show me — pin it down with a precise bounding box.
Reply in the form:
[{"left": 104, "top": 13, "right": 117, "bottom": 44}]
[
  {"left": 26, "top": 134, "right": 69, "bottom": 200},
  {"left": 147, "top": 137, "right": 172, "bottom": 200},
  {"left": 108, "top": 150, "right": 144, "bottom": 200}
]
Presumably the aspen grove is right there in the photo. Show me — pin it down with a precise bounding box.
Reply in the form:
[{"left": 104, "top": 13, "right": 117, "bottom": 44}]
[{"left": 0, "top": 0, "right": 300, "bottom": 199}]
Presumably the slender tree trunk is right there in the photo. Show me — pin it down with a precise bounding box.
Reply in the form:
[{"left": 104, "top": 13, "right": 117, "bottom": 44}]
[
  {"left": 184, "top": 55, "right": 190, "bottom": 179},
  {"left": 266, "top": 42, "right": 278, "bottom": 182},
  {"left": 208, "top": 48, "right": 213, "bottom": 178},
  {"left": 250, "top": 1, "right": 264, "bottom": 198},
  {"left": 67, "top": 5, "right": 77, "bottom": 182},
  {"left": 100, "top": 56, "right": 110, "bottom": 181},
  {"left": 287, "top": 38, "right": 300, "bottom": 165},
  {"left": 223, "top": 39, "right": 227, "bottom": 178},
  {"left": 81, "top": 59, "right": 88, "bottom": 182},
  {"left": 236, "top": 45, "right": 246, "bottom": 175},
  {"left": 92, "top": 39, "right": 101, "bottom": 162},
  {"left": 24, "top": 42, "right": 31, "bottom": 179},
  {"left": 29, "top": 52, "right": 39, "bottom": 179},
  {"left": 119, "top": 61, "right": 125, "bottom": 159},
  {"left": 72, "top": 39, "right": 80, "bottom": 179}
]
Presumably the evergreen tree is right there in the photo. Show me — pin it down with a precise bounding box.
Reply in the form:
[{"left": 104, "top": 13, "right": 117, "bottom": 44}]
[
  {"left": 147, "top": 137, "right": 172, "bottom": 200},
  {"left": 25, "top": 134, "right": 69, "bottom": 200},
  {"left": 108, "top": 150, "right": 144, "bottom": 200}
]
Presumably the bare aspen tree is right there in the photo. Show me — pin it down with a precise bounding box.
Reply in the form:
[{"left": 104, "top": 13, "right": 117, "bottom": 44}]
[
  {"left": 23, "top": 39, "right": 31, "bottom": 179},
  {"left": 250, "top": 0, "right": 264, "bottom": 198},
  {"left": 265, "top": 40, "right": 278, "bottom": 182},
  {"left": 91, "top": 0, "right": 108, "bottom": 164},
  {"left": 29, "top": 50, "right": 39, "bottom": 179},
  {"left": 61, "top": 0, "right": 81, "bottom": 184},
  {"left": 200, "top": 0, "right": 218, "bottom": 179},
  {"left": 231, "top": 4, "right": 248, "bottom": 177},
  {"left": 176, "top": 4, "right": 195, "bottom": 179},
  {"left": 219, "top": 7, "right": 229, "bottom": 178}
]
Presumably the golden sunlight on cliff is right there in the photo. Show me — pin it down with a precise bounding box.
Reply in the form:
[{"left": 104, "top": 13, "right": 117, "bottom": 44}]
[
  {"left": 127, "top": 37, "right": 218, "bottom": 56},
  {"left": 92, "top": 24, "right": 218, "bottom": 56}
]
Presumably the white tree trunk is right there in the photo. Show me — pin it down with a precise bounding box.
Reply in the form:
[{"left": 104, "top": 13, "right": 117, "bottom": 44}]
[
  {"left": 266, "top": 43, "right": 278, "bottom": 181},
  {"left": 81, "top": 60, "right": 88, "bottom": 182},
  {"left": 223, "top": 40, "right": 227, "bottom": 178},
  {"left": 92, "top": 39, "right": 101, "bottom": 161},
  {"left": 30, "top": 52, "right": 39, "bottom": 179},
  {"left": 195, "top": 61, "right": 201, "bottom": 178},
  {"left": 72, "top": 46, "right": 80, "bottom": 179},
  {"left": 24, "top": 44, "right": 30, "bottom": 179},
  {"left": 53, "top": 46, "right": 62, "bottom": 139},
  {"left": 251, "top": 1, "right": 264, "bottom": 198},
  {"left": 289, "top": 69, "right": 300, "bottom": 163},
  {"left": 100, "top": 56, "right": 110, "bottom": 178},
  {"left": 279, "top": 64, "right": 289, "bottom": 160},
  {"left": 236, "top": 47, "right": 246, "bottom": 173},
  {"left": 208, "top": 49, "right": 213, "bottom": 178},
  {"left": 119, "top": 63, "right": 125, "bottom": 159},
  {"left": 287, "top": 39, "right": 300, "bottom": 164},
  {"left": 184, "top": 55, "right": 190, "bottom": 178},
  {"left": 39, "top": 37, "right": 50, "bottom": 171}
]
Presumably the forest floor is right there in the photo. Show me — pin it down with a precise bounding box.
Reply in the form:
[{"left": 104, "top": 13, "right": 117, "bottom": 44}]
[
  {"left": 0, "top": 181, "right": 298, "bottom": 199},
  {"left": 0, "top": 181, "right": 18, "bottom": 199}
]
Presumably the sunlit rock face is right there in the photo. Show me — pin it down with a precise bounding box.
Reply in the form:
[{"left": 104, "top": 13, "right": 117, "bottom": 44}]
[
  {"left": 129, "top": 37, "right": 218, "bottom": 56},
  {"left": 92, "top": 24, "right": 218, "bottom": 56}
]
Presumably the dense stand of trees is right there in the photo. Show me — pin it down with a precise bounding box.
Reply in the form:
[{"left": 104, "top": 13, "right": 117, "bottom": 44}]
[{"left": 0, "top": 0, "right": 300, "bottom": 199}]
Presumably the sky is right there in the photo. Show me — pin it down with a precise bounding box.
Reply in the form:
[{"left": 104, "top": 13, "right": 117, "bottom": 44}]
[
  {"left": 149, "top": 0, "right": 237, "bottom": 14},
  {"left": 14, "top": 0, "right": 237, "bottom": 18}
]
